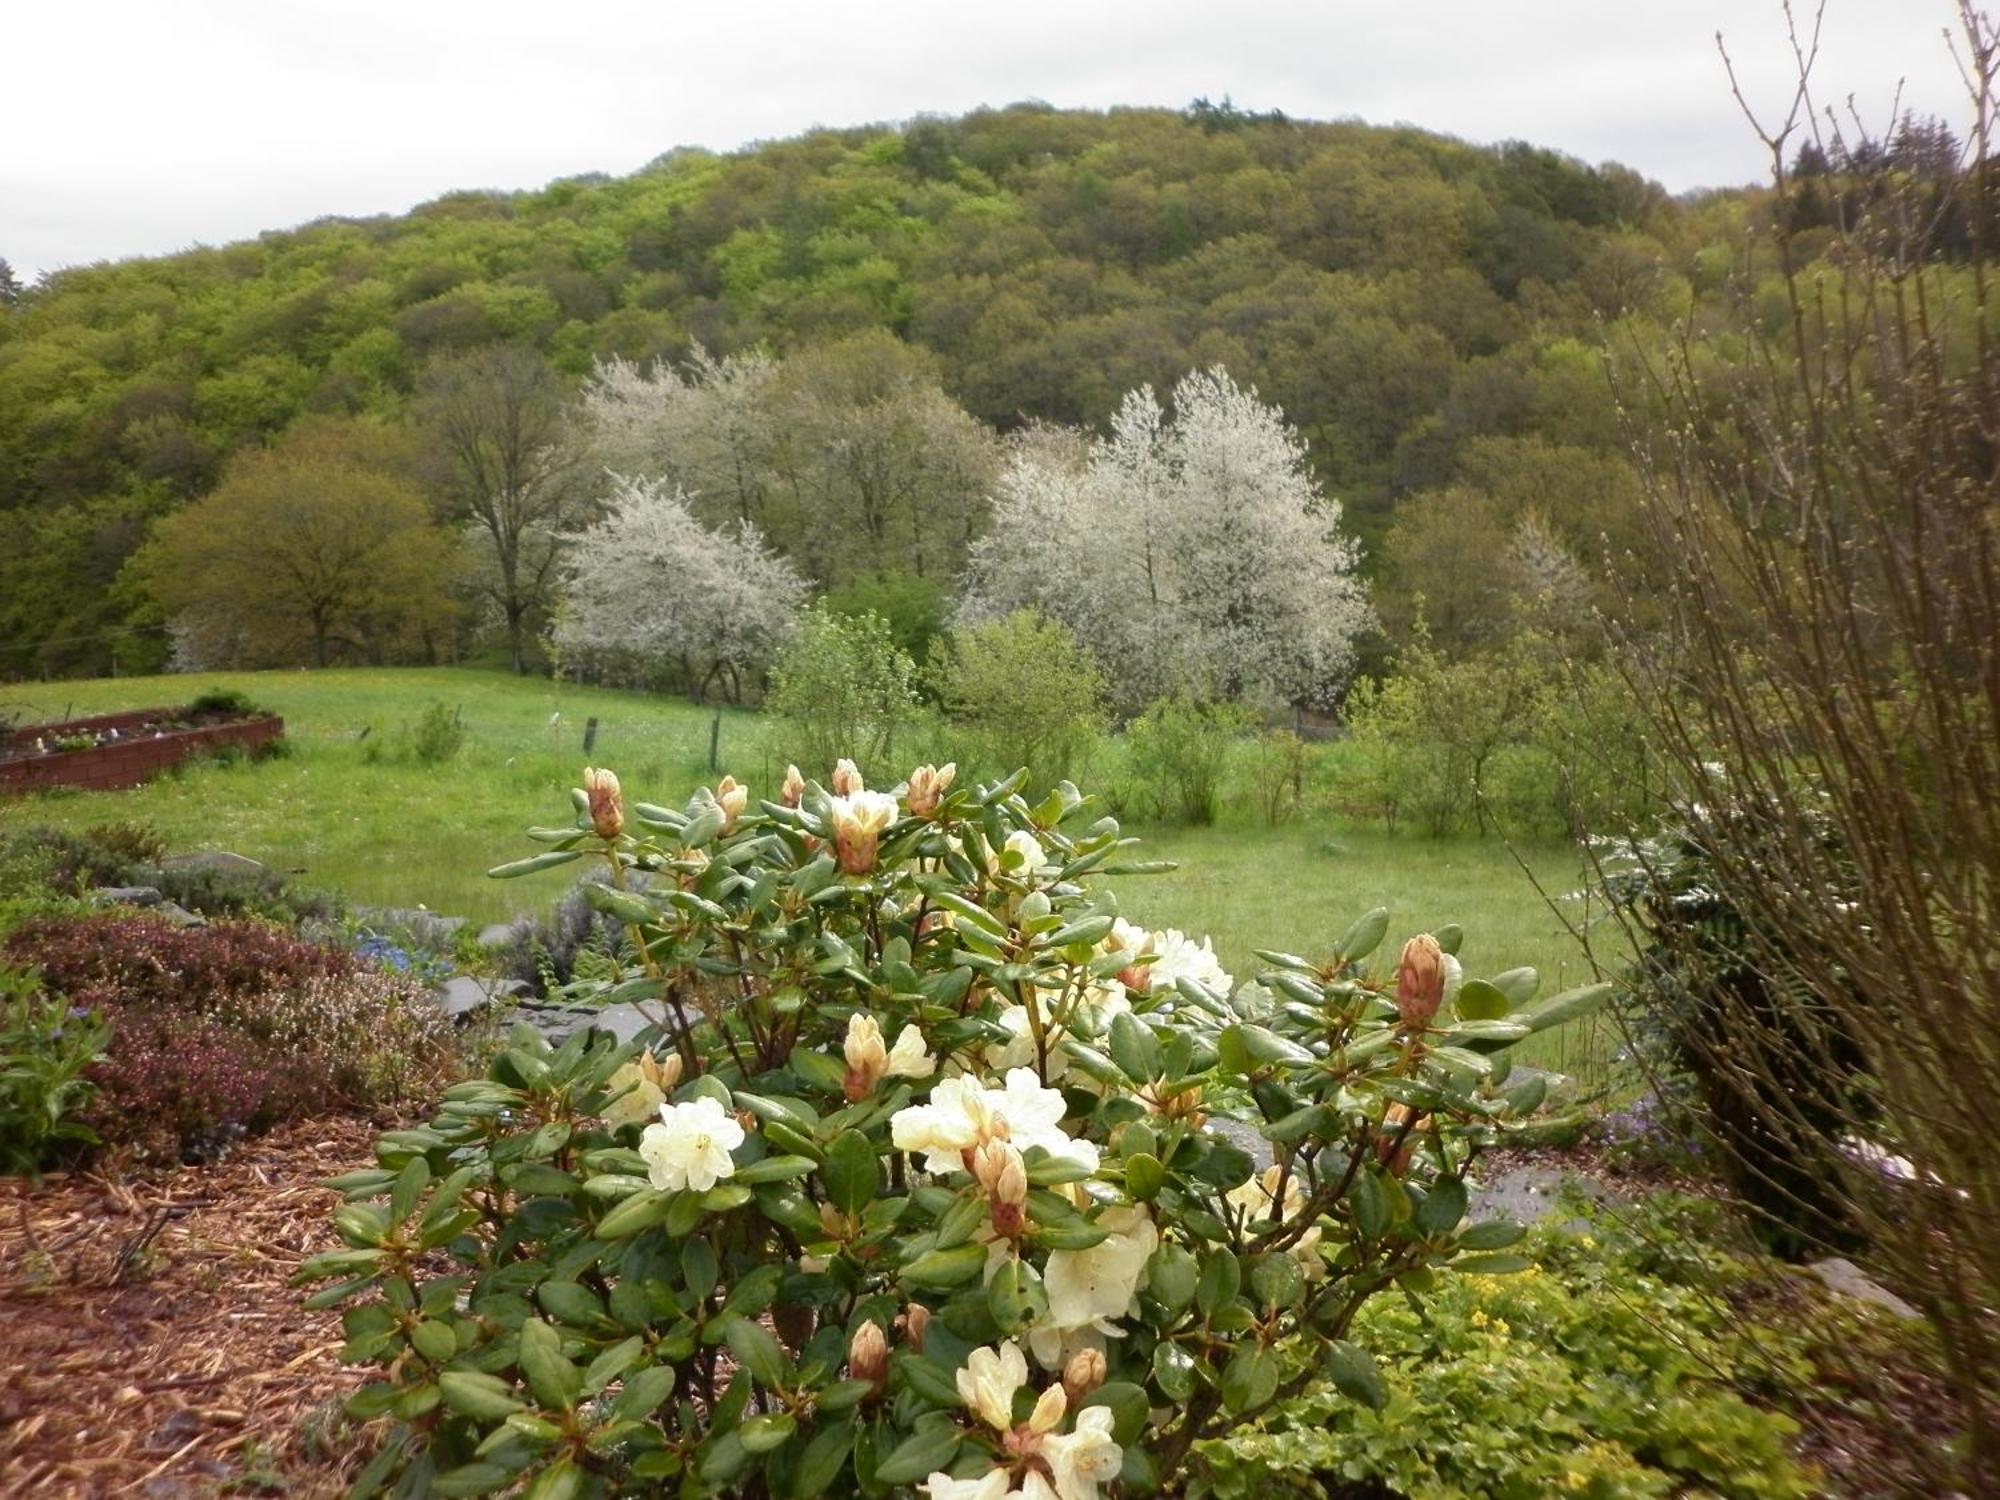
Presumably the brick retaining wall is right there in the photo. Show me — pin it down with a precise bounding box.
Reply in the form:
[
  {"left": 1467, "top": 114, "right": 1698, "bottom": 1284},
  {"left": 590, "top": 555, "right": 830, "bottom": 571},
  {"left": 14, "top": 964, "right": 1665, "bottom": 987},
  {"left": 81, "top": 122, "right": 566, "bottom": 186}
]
[{"left": 0, "top": 715, "right": 285, "bottom": 794}]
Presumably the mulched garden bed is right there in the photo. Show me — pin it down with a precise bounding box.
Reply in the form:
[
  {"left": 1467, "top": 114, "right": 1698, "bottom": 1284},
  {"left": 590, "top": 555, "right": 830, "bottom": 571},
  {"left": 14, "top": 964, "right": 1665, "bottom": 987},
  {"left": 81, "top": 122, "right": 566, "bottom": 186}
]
[{"left": 0, "top": 1118, "right": 379, "bottom": 1498}]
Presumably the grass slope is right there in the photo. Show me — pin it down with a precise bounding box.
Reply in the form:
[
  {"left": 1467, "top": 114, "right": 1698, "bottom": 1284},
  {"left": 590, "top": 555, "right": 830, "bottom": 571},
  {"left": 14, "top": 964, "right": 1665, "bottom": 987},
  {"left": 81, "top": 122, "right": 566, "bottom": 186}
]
[{"left": 2, "top": 668, "right": 1614, "bottom": 1084}]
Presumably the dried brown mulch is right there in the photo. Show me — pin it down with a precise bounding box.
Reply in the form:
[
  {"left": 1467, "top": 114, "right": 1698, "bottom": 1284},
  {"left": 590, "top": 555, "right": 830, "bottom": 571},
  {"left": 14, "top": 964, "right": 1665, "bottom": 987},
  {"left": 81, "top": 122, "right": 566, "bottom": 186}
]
[{"left": 0, "top": 1118, "right": 382, "bottom": 1498}]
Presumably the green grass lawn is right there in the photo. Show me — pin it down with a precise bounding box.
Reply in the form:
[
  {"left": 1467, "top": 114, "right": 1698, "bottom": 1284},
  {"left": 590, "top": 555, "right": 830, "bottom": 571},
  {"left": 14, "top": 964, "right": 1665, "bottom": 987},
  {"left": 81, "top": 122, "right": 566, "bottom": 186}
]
[{"left": 3, "top": 668, "right": 1620, "bottom": 1086}]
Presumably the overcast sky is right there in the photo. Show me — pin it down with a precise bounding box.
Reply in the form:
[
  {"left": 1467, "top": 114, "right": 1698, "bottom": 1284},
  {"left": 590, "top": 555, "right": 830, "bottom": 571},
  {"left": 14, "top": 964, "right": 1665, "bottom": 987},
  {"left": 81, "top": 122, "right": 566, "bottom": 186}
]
[{"left": 2, "top": 2, "right": 1969, "bottom": 279}]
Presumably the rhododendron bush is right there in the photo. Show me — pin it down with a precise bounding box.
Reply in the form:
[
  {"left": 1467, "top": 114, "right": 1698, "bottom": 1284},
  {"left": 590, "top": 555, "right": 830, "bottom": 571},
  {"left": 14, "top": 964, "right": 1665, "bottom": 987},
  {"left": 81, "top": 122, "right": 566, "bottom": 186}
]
[{"left": 305, "top": 760, "right": 1606, "bottom": 1498}]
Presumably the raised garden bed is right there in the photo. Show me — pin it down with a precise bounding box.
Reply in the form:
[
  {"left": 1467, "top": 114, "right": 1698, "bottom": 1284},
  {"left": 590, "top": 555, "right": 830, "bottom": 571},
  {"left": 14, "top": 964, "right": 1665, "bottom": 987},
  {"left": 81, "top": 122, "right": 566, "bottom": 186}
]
[{"left": 0, "top": 705, "right": 285, "bottom": 794}]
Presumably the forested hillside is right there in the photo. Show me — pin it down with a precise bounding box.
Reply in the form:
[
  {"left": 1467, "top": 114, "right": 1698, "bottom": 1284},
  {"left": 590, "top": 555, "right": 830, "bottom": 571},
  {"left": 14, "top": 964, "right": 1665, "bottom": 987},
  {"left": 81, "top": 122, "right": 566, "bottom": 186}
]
[{"left": 0, "top": 100, "right": 1748, "bottom": 677}]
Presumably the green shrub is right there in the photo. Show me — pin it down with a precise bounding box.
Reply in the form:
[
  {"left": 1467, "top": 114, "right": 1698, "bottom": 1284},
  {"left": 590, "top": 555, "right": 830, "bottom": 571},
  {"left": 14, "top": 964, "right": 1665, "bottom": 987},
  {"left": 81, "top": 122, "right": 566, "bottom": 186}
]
[
  {"left": 406, "top": 701, "right": 468, "bottom": 765},
  {"left": 0, "top": 962, "right": 110, "bottom": 1177},
  {"left": 186, "top": 687, "right": 269, "bottom": 719},
  {"left": 927, "top": 608, "right": 1107, "bottom": 794},
  {"left": 1193, "top": 1199, "right": 1825, "bottom": 1500},
  {"left": 767, "top": 603, "right": 928, "bottom": 784},
  {"left": 1121, "top": 694, "right": 1251, "bottom": 824},
  {"left": 823, "top": 570, "right": 948, "bottom": 661},
  {"left": 84, "top": 819, "right": 168, "bottom": 866},
  {"left": 1240, "top": 728, "right": 1311, "bottom": 826},
  {"left": 305, "top": 763, "right": 1610, "bottom": 1499}
]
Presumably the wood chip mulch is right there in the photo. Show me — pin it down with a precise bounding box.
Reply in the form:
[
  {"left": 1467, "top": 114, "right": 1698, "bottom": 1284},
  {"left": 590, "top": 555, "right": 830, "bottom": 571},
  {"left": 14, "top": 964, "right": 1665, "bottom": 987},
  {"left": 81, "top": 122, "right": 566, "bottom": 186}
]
[{"left": 0, "top": 1118, "right": 385, "bottom": 1498}]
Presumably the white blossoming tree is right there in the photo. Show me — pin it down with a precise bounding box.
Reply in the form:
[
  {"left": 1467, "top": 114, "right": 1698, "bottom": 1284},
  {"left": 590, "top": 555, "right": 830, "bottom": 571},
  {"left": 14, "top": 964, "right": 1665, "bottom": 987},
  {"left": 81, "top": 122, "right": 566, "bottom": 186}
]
[
  {"left": 960, "top": 369, "right": 1372, "bottom": 709},
  {"left": 309, "top": 759, "right": 1605, "bottom": 1498},
  {"left": 553, "top": 473, "right": 808, "bottom": 702}
]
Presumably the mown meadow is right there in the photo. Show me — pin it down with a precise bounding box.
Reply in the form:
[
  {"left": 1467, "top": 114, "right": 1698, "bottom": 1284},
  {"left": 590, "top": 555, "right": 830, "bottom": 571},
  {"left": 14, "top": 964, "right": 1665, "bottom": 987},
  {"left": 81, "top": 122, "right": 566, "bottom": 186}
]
[{"left": 1, "top": 667, "right": 1615, "bottom": 1086}]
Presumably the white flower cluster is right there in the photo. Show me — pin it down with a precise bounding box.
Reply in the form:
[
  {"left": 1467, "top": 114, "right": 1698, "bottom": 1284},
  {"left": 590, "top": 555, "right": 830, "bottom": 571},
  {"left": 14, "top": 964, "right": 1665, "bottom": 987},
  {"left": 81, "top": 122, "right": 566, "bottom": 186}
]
[
  {"left": 924, "top": 1339, "right": 1123, "bottom": 1500},
  {"left": 637, "top": 1096, "right": 745, "bottom": 1193},
  {"left": 959, "top": 367, "right": 1372, "bottom": 708}
]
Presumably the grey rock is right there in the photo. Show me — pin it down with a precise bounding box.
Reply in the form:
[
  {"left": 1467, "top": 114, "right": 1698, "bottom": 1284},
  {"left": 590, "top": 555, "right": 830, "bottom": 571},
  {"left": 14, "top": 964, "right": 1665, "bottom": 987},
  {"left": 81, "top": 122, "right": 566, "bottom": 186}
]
[
  {"left": 1208, "top": 1117, "right": 1273, "bottom": 1165},
  {"left": 1467, "top": 1163, "right": 1626, "bottom": 1231},
  {"left": 152, "top": 900, "right": 206, "bottom": 928},
  {"left": 588, "top": 1003, "right": 655, "bottom": 1044},
  {"left": 518, "top": 1000, "right": 658, "bottom": 1046},
  {"left": 161, "top": 850, "right": 266, "bottom": 877},
  {"left": 478, "top": 920, "right": 529, "bottom": 950},
  {"left": 434, "top": 975, "right": 528, "bottom": 1020},
  {"left": 94, "top": 885, "right": 163, "bottom": 907},
  {"left": 1807, "top": 1257, "right": 1921, "bottom": 1320}
]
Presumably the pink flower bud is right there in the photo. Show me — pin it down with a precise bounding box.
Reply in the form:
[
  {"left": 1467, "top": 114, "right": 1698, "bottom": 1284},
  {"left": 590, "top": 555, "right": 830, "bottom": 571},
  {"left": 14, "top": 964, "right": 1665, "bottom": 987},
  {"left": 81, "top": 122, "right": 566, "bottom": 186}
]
[
  {"left": 583, "top": 766, "right": 624, "bottom": 840},
  {"left": 1396, "top": 934, "right": 1445, "bottom": 1030},
  {"left": 848, "top": 1319, "right": 889, "bottom": 1392}
]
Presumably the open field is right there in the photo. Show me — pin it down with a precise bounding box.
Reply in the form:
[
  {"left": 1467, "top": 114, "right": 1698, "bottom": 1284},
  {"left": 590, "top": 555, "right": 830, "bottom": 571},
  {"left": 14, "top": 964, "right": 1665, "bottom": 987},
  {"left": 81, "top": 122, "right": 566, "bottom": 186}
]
[{"left": 2, "top": 668, "right": 1617, "bottom": 1085}]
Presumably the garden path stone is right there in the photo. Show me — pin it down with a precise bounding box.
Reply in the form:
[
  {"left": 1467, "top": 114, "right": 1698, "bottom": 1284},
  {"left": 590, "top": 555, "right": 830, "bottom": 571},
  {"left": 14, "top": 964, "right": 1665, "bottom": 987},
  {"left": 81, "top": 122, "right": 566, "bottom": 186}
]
[
  {"left": 435, "top": 975, "right": 528, "bottom": 1019},
  {"left": 1467, "top": 1162, "right": 1628, "bottom": 1231},
  {"left": 1807, "top": 1257, "right": 1921, "bottom": 1320},
  {"left": 160, "top": 850, "right": 266, "bottom": 877},
  {"left": 152, "top": 900, "right": 206, "bottom": 928},
  {"left": 94, "top": 885, "right": 162, "bottom": 907},
  {"left": 516, "top": 1001, "right": 657, "bottom": 1046}
]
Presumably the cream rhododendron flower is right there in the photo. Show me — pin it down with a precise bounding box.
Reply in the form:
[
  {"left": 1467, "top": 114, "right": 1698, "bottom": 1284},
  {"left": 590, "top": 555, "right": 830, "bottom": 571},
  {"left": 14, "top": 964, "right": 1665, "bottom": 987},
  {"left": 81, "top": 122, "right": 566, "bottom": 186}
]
[
  {"left": 922, "top": 1473, "right": 1012, "bottom": 1500},
  {"left": 602, "top": 1050, "right": 683, "bottom": 1129},
  {"left": 1146, "top": 927, "right": 1233, "bottom": 998},
  {"left": 1032, "top": 1206, "right": 1158, "bottom": 1367},
  {"left": 781, "top": 764, "right": 806, "bottom": 808},
  {"left": 714, "top": 774, "right": 749, "bottom": 832},
  {"left": 891, "top": 1070, "right": 1099, "bottom": 1177},
  {"left": 1043, "top": 1405, "right": 1123, "bottom": 1500},
  {"left": 830, "top": 790, "right": 899, "bottom": 876},
  {"left": 957, "top": 1338, "right": 1031, "bottom": 1431},
  {"left": 1227, "top": 1164, "right": 1323, "bottom": 1278},
  {"left": 583, "top": 766, "right": 624, "bottom": 840},
  {"left": 990, "top": 827, "right": 1047, "bottom": 879},
  {"left": 842, "top": 1011, "right": 937, "bottom": 1098},
  {"left": 831, "top": 757, "right": 865, "bottom": 796},
  {"left": 905, "top": 761, "right": 956, "bottom": 816},
  {"left": 638, "top": 1096, "right": 745, "bottom": 1193}
]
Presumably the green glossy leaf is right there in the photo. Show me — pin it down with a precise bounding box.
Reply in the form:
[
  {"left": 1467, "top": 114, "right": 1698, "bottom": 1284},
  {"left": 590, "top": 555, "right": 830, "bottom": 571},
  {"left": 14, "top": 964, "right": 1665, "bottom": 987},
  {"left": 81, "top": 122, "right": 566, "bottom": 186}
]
[
  {"left": 1322, "top": 1339, "right": 1387, "bottom": 1410},
  {"left": 873, "top": 1425, "right": 962, "bottom": 1485},
  {"left": 1221, "top": 1345, "right": 1278, "bottom": 1412}
]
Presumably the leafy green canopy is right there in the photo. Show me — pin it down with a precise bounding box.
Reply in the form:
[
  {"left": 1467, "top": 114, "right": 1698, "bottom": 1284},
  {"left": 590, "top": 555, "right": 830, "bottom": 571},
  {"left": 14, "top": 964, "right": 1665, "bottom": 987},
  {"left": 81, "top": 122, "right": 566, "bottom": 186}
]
[{"left": 0, "top": 105, "right": 1701, "bottom": 675}]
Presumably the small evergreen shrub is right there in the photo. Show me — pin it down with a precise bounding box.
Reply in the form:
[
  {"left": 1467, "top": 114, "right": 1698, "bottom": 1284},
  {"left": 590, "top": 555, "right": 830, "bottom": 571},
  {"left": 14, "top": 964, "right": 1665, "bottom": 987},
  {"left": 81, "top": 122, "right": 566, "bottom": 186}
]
[{"left": 5, "top": 913, "right": 457, "bottom": 1160}]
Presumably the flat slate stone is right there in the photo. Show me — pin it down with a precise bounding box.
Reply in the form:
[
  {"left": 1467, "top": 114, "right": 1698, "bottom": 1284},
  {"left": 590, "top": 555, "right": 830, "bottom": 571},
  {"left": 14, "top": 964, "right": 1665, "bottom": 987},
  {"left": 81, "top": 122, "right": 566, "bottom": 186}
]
[
  {"left": 1808, "top": 1257, "right": 1921, "bottom": 1320},
  {"left": 160, "top": 850, "right": 266, "bottom": 877},
  {"left": 434, "top": 975, "right": 528, "bottom": 1019},
  {"left": 518, "top": 1001, "right": 657, "bottom": 1046},
  {"left": 152, "top": 901, "right": 207, "bottom": 928},
  {"left": 94, "top": 885, "right": 162, "bottom": 907}
]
